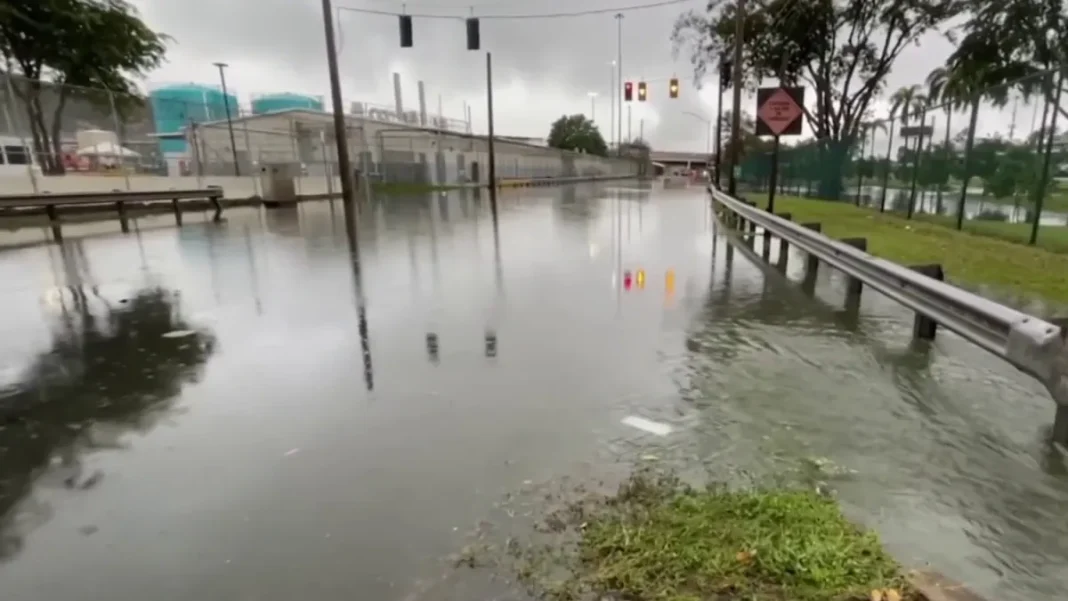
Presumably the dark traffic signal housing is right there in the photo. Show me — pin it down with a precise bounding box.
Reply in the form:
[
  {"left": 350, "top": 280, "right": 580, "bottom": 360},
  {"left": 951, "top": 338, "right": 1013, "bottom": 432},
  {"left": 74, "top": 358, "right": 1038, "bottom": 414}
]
[
  {"left": 637, "top": 81, "right": 647, "bottom": 101},
  {"left": 720, "top": 60, "right": 732, "bottom": 89},
  {"left": 669, "top": 78, "right": 679, "bottom": 98},
  {"left": 624, "top": 81, "right": 633, "bottom": 102}
]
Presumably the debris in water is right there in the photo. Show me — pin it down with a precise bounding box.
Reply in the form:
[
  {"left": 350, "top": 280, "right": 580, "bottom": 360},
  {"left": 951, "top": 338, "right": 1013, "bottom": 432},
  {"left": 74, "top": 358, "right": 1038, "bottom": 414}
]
[
  {"left": 162, "top": 330, "right": 196, "bottom": 339},
  {"left": 283, "top": 448, "right": 301, "bottom": 457},
  {"left": 621, "top": 416, "right": 673, "bottom": 436},
  {"left": 79, "top": 525, "right": 99, "bottom": 536}
]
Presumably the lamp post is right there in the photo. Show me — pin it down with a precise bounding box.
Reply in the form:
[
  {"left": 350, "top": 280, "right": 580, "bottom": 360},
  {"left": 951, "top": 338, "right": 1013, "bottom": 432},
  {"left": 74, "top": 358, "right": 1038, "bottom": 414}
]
[
  {"left": 615, "top": 13, "right": 623, "bottom": 156},
  {"left": 609, "top": 61, "right": 616, "bottom": 150},
  {"left": 587, "top": 91, "right": 598, "bottom": 121},
  {"left": 212, "top": 62, "right": 241, "bottom": 176},
  {"left": 683, "top": 111, "right": 712, "bottom": 180}
]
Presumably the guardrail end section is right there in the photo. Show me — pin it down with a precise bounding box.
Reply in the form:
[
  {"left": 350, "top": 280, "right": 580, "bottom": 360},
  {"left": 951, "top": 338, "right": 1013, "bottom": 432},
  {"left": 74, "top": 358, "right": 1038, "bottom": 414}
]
[{"left": 1005, "top": 317, "right": 1068, "bottom": 408}]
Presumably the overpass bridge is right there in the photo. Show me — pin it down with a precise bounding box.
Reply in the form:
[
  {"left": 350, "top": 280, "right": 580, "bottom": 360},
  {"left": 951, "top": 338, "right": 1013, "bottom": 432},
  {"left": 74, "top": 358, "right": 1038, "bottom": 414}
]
[{"left": 649, "top": 150, "right": 711, "bottom": 168}]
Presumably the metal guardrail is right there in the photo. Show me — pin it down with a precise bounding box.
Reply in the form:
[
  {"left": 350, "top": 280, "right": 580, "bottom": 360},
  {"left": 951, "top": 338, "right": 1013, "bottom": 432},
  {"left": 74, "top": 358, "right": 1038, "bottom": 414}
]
[
  {"left": 709, "top": 186, "right": 1068, "bottom": 444},
  {"left": 0, "top": 187, "right": 225, "bottom": 239}
]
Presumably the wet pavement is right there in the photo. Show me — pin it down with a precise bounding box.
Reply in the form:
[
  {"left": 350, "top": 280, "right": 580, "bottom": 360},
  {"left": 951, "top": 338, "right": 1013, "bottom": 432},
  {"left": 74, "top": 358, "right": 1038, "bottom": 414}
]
[{"left": 1, "top": 183, "right": 1067, "bottom": 601}]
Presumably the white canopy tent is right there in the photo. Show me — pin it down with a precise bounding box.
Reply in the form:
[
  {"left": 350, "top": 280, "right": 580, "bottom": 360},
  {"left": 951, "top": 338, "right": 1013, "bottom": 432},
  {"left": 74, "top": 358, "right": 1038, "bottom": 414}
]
[{"left": 76, "top": 141, "right": 140, "bottom": 158}]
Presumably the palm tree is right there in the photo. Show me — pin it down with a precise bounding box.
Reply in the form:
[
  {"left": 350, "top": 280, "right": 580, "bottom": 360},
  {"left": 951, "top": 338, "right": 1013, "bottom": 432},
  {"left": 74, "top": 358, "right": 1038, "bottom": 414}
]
[
  {"left": 854, "top": 120, "right": 886, "bottom": 207},
  {"left": 926, "top": 67, "right": 954, "bottom": 214},
  {"left": 889, "top": 85, "right": 927, "bottom": 218}
]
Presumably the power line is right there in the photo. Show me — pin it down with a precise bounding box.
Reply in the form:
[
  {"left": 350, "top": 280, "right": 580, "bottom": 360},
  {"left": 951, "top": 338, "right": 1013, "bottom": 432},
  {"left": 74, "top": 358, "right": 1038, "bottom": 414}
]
[{"left": 337, "top": 0, "right": 698, "bottom": 20}]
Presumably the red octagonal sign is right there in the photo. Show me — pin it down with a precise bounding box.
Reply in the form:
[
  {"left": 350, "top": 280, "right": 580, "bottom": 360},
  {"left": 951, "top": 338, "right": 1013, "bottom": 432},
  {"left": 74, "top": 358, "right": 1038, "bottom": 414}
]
[{"left": 757, "top": 88, "right": 803, "bottom": 136}]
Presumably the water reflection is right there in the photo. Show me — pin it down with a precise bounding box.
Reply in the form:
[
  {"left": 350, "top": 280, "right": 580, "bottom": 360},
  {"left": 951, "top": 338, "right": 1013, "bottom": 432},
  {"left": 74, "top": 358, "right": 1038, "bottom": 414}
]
[
  {"left": 0, "top": 283, "right": 216, "bottom": 561},
  {"left": 0, "top": 185, "right": 1066, "bottom": 601}
]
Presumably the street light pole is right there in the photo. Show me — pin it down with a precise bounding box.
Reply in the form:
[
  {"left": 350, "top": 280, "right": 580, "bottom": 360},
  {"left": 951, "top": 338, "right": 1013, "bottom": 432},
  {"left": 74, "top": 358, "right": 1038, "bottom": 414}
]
[
  {"left": 213, "top": 62, "right": 241, "bottom": 176},
  {"left": 609, "top": 62, "right": 616, "bottom": 149},
  {"left": 318, "top": 0, "right": 357, "bottom": 227},
  {"left": 615, "top": 13, "right": 623, "bottom": 156},
  {"left": 684, "top": 111, "right": 712, "bottom": 177},
  {"left": 588, "top": 92, "right": 598, "bottom": 121}
]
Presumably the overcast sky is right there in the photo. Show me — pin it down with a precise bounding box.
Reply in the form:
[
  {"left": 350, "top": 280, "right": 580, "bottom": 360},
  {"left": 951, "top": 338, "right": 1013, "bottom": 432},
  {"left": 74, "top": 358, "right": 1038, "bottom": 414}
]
[{"left": 128, "top": 0, "right": 1045, "bottom": 154}]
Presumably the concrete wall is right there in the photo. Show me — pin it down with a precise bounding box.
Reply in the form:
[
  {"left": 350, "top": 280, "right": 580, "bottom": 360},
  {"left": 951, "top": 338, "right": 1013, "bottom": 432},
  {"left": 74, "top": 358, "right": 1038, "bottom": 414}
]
[{"left": 0, "top": 109, "right": 639, "bottom": 196}]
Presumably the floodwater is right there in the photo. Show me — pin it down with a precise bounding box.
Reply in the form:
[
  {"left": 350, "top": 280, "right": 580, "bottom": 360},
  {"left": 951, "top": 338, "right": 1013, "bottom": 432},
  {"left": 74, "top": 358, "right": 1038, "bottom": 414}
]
[{"left": 1, "top": 184, "right": 1067, "bottom": 601}]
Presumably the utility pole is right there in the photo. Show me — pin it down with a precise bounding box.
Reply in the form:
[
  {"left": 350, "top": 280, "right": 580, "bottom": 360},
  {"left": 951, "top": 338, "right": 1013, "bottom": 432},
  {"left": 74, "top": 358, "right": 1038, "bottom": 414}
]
[
  {"left": 627, "top": 104, "right": 632, "bottom": 142},
  {"left": 726, "top": 0, "right": 745, "bottom": 196},
  {"left": 714, "top": 57, "right": 725, "bottom": 188},
  {"left": 213, "top": 62, "right": 241, "bottom": 176},
  {"left": 615, "top": 13, "right": 623, "bottom": 156},
  {"left": 318, "top": 0, "right": 357, "bottom": 229},
  {"left": 487, "top": 52, "right": 499, "bottom": 221}
]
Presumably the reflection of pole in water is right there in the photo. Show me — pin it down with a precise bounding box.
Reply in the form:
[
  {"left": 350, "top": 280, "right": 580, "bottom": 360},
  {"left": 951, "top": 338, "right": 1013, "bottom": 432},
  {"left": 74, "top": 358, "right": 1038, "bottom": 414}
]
[
  {"left": 243, "top": 226, "right": 263, "bottom": 315},
  {"left": 206, "top": 227, "right": 222, "bottom": 304},
  {"left": 486, "top": 207, "right": 503, "bottom": 357},
  {"left": 343, "top": 206, "right": 374, "bottom": 391}
]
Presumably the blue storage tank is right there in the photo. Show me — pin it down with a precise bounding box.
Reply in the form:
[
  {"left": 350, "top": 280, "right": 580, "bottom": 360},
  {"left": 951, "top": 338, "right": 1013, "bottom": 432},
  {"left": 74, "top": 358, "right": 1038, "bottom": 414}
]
[
  {"left": 251, "top": 93, "right": 323, "bottom": 115},
  {"left": 149, "top": 83, "right": 238, "bottom": 154}
]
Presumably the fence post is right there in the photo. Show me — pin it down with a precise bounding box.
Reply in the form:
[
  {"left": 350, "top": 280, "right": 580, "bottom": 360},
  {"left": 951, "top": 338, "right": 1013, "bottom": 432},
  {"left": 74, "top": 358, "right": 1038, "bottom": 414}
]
[
  {"left": 105, "top": 86, "right": 132, "bottom": 191},
  {"left": 3, "top": 73, "right": 39, "bottom": 193},
  {"left": 242, "top": 114, "right": 260, "bottom": 198}
]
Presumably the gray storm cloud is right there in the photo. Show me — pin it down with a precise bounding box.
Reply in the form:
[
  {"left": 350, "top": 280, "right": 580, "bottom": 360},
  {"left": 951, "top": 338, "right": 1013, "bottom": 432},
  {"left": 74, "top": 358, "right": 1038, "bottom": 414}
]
[{"left": 131, "top": 0, "right": 1027, "bottom": 152}]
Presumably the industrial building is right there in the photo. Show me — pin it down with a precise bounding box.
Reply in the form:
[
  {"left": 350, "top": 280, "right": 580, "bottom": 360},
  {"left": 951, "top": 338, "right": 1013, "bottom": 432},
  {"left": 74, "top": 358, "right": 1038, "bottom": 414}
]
[{"left": 161, "top": 106, "right": 638, "bottom": 186}]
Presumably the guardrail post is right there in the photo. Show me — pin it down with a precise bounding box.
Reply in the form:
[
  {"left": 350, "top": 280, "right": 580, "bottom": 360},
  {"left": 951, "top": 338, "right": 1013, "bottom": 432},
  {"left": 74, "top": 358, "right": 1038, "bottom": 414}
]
[
  {"left": 45, "top": 204, "right": 62, "bottom": 242},
  {"left": 115, "top": 201, "right": 129, "bottom": 233},
  {"left": 171, "top": 198, "right": 183, "bottom": 226},
  {"left": 800, "top": 222, "right": 821, "bottom": 293},
  {"left": 840, "top": 237, "right": 868, "bottom": 310},
  {"left": 909, "top": 264, "right": 944, "bottom": 340},
  {"left": 775, "top": 212, "right": 792, "bottom": 270},
  {"left": 209, "top": 187, "right": 224, "bottom": 222}
]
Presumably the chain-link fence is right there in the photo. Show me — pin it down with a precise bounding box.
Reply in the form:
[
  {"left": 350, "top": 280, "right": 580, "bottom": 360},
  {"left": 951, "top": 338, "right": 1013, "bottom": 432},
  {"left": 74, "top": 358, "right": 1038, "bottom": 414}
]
[
  {"left": 1, "top": 72, "right": 639, "bottom": 199},
  {"left": 738, "top": 68, "right": 1068, "bottom": 249}
]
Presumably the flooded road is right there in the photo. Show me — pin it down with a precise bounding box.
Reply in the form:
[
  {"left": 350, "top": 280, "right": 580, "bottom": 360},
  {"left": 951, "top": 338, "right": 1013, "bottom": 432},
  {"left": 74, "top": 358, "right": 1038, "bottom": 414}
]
[{"left": 1, "top": 183, "right": 1067, "bottom": 601}]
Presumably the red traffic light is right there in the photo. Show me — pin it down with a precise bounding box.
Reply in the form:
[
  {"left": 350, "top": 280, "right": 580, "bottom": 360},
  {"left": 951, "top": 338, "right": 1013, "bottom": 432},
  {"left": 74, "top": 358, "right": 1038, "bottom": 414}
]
[
  {"left": 623, "top": 81, "right": 633, "bottom": 102},
  {"left": 623, "top": 269, "right": 633, "bottom": 290}
]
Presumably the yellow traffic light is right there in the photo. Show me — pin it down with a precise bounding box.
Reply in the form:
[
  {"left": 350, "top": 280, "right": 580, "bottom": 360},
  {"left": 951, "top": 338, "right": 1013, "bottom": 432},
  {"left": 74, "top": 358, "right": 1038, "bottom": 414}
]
[
  {"left": 636, "top": 269, "right": 646, "bottom": 289},
  {"left": 665, "top": 269, "right": 676, "bottom": 294},
  {"left": 669, "top": 78, "right": 679, "bottom": 99},
  {"left": 637, "top": 81, "right": 647, "bottom": 101}
]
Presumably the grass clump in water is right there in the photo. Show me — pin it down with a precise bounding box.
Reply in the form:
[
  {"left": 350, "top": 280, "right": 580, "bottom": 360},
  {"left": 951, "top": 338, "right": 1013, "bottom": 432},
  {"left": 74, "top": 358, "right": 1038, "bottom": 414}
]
[{"left": 512, "top": 469, "right": 915, "bottom": 601}]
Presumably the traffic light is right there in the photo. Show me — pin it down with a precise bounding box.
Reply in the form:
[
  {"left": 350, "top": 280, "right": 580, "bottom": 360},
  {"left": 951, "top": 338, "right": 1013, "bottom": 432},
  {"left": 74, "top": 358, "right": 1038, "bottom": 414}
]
[
  {"left": 637, "top": 81, "right": 647, "bottom": 101},
  {"left": 669, "top": 78, "right": 679, "bottom": 98},
  {"left": 623, "top": 81, "right": 633, "bottom": 102},
  {"left": 466, "top": 18, "right": 480, "bottom": 50},
  {"left": 399, "top": 15, "right": 413, "bottom": 48},
  {"left": 719, "top": 60, "right": 732, "bottom": 89}
]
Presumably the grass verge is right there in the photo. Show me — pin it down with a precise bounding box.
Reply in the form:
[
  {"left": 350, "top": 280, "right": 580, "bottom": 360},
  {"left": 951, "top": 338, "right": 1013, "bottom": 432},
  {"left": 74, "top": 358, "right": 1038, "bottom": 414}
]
[
  {"left": 746, "top": 194, "right": 1068, "bottom": 306},
  {"left": 499, "top": 469, "right": 916, "bottom": 601}
]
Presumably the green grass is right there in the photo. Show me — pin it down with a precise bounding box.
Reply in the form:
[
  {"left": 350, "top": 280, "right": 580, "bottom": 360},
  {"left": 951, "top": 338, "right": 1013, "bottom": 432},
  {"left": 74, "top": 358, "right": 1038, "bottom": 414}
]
[
  {"left": 746, "top": 194, "right": 1068, "bottom": 305},
  {"left": 510, "top": 470, "right": 915, "bottom": 601}
]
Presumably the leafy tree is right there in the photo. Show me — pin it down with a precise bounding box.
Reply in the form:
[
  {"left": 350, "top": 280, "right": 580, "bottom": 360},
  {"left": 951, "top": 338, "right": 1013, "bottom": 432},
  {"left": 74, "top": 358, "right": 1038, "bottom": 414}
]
[
  {"left": 547, "top": 114, "right": 608, "bottom": 157},
  {"left": 0, "top": 0, "right": 168, "bottom": 174},
  {"left": 672, "top": 0, "right": 959, "bottom": 200}
]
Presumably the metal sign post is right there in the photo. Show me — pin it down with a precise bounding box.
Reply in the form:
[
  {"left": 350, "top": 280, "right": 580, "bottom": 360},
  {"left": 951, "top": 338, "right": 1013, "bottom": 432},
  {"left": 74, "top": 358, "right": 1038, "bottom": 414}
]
[{"left": 755, "top": 86, "right": 805, "bottom": 213}]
